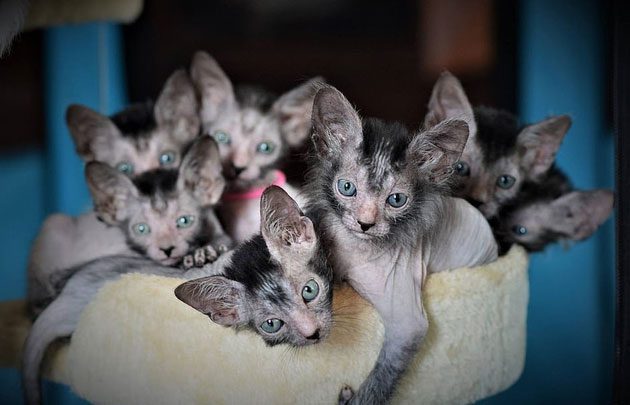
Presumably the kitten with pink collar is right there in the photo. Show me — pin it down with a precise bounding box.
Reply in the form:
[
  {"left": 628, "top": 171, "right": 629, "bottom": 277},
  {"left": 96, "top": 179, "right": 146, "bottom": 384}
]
[{"left": 190, "top": 51, "right": 322, "bottom": 242}]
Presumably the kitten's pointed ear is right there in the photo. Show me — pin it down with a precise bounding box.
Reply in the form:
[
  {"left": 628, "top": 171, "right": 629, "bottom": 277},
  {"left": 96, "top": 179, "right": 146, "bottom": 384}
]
[
  {"left": 273, "top": 77, "right": 325, "bottom": 147},
  {"left": 154, "top": 69, "right": 200, "bottom": 145},
  {"left": 175, "top": 276, "right": 246, "bottom": 327},
  {"left": 549, "top": 189, "right": 614, "bottom": 240},
  {"left": 424, "top": 71, "right": 476, "bottom": 136},
  {"left": 311, "top": 86, "right": 362, "bottom": 157},
  {"left": 85, "top": 162, "right": 138, "bottom": 225},
  {"left": 66, "top": 104, "right": 122, "bottom": 161},
  {"left": 177, "top": 136, "right": 225, "bottom": 206},
  {"left": 408, "top": 119, "right": 469, "bottom": 184},
  {"left": 517, "top": 115, "right": 571, "bottom": 179},
  {"left": 190, "top": 51, "right": 236, "bottom": 125},
  {"left": 260, "top": 186, "right": 316, "bottom": 261}
]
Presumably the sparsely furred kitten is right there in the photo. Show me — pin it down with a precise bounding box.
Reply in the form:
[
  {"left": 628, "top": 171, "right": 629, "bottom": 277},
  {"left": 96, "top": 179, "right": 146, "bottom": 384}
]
[
  {"left": 27, "top": 69, "right": 203, "bottom": 315},
  {"left": 86, "top": 136, "right": 230, "bottom": 266},
  {"left": 176, "top": 186, "right": 333, "bottom": 347},
  {"left": 306, "top": 87, "right": 497, "bottom": 404},
  {"left": 22, "top": 187, "right": 333, "bottom": 405},
  {"left": 492, "top": 167, "right": 614, "bottom": 253},
  {"left": 66, "top": 69, "right": 200, "bottom": 175},
  {"left": 425, "top": 72, "right": 572, "bottom": 218},
  {"left": 190, "top": 50, "right": 322, "bottom": 242},
  {"left": 27, "top": 138, "right": 230, "bottom": 316}
]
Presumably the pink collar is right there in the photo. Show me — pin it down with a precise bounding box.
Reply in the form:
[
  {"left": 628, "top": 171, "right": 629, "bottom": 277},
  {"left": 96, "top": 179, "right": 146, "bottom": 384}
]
[{"left": 222, "top": 170, "right": 287, "bottom": 202}]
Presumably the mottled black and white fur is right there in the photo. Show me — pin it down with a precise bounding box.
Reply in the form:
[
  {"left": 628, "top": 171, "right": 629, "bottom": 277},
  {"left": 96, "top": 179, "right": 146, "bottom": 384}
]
[
  {"left": 491, "top": 167, "right": 614, "bottom": 253},
  {"left": 22, "top": 186, "right": 332, "bottom": 405},
  {"left": 28, "top": 137, "right": 231, "bottom": 315},
  {"left": 190, "top": 51, "right": 323, "bottom": 242},
  {"left": 306, "top": 86, "right": 497, "bottom": 404},
  {"left": 425, "top": 72, "right": 572, "bottom": 218}
]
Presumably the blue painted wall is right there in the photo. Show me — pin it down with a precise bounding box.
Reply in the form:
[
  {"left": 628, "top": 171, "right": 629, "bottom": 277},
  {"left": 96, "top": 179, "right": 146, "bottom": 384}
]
[
  {"left": 0, "top": 23, "right": 126, "bottom": 405},
  {"left": 484, "top": 0, "right": 614, "bottom": 403}
]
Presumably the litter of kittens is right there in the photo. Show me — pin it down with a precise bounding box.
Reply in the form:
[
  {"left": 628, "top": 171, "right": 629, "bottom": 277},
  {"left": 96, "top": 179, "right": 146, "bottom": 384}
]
[{"left": 0, "top": 2, "right": 620, "bottom": 404}]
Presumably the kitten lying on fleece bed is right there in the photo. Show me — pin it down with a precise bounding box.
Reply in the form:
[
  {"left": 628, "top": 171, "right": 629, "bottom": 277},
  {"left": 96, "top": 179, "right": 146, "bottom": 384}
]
[{"left": 6, "top": 246, "right": 529, "bottom": 405}]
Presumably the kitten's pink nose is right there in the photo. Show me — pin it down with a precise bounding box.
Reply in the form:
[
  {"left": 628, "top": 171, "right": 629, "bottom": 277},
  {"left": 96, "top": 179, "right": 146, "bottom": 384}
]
[
  {"left": 233, "top": 166, "right": 245, "bottom": 176},
  {"left": 160, "top": 246, "right": 174, "bottom": 257},
  {"left": 358, "top": 221, "right": 375, "bottom": 232},
  {"left": 306, "top": 329, "right": 320, "bottom": 341}
]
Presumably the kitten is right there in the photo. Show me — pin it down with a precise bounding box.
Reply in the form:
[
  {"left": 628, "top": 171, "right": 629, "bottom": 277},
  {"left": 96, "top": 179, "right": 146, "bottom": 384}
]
[
  {"left": 492, "top": 168, "right": 614, "bottom": 253},
  {"left": 425, "top": 71, "right": 572, "bottom": 218},
  {"left": 66, "top": 69, "right": 200, "bottom": 175},
  {"left": 28, "top": 137, "right": 230, "bottom": 314},
  {"left": 306, "top": 86, "right": 498, "bottom": 404},
  {"left": 190, "top": 50, "right": 322, "bottom": 242},
  {"left": 27, "top": 69, "right": 205, "bottom": 313},
  {"left": 22, "top": 186, "right": 333, "bottom": 405}
]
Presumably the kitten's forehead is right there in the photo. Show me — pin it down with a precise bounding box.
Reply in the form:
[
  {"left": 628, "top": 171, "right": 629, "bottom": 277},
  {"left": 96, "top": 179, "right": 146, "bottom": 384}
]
[
  {"left": 474, "top": 106, "right": 521, "bottom": 165},
  {"left": 208, "top": 107, "right": 281, "bottom": 142},
  {"left": 110, "top": 101, "right": 157, "bottom": 137},
  {"left": 341, "top": 118, "right": 411, "bottom": 189}
]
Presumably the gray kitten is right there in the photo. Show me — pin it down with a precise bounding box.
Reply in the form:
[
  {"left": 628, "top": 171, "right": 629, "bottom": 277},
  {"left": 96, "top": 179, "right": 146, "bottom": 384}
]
[
  {"left": 28, "top": 137, "right": 230, "bottom": 315},
  {"left": 190, "top": 51, "right": 322, "bottom": 241},
  {"left": 306, "top": 86, "right": 497, "bottom": 404},
  {"left": 425, "top": 72, "right": 572, "bottom": 218},
  {"left": 66, "top": 69, "right": 200, "bottom": 175},
  {"left": 22, "top": 186, "right": 333, "bottom": 405},
  {"left": 492, "top": 168, "right": 614, "bottom": 253},
  {"left": 27, "top": 69, "right": 206, "bottom": 314}
]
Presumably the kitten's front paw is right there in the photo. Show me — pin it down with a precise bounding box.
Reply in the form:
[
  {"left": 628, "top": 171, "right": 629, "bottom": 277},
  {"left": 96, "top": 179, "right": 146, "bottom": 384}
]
[
  {"left": 182, "top": 245, "right": 220, "bottom": 269},
  {"left": 338, "top": 385, "right": 354, "bottom": 405}
]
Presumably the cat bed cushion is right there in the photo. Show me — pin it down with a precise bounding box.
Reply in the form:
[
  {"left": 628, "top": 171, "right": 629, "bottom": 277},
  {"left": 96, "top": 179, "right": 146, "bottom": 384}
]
[{"left": 21, "top": 245, "right": 528, "bottom": 404}]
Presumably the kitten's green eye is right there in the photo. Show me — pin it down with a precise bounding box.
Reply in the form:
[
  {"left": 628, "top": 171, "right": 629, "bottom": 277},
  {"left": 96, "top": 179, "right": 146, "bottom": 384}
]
[
  {"left": 213, "top": 131, "right": 231, "bottom": 145},
  {"left": 386, "top": 193, "right": 408, "bottom": 208},
  {"left": 512, "top": 225, "right": 528, "bottom": 236},
  {"left": 337, "top": 179, "right": 357, "bottom": 197},
  {"left": 496, "top": 175, "right": 516, "bottom": 189},
  {"left": 116, "top": 162, "right": 134, "bottom": 175},
  {"left": 260, "top": 318, "right": 284, "bottom": 334},
  {"left": 256, "top": 141, "right": 275, "bottom": 154},
  {"left": 159, "top": 151, "right": 175, "bottom": 166},
  {"left": 132, "top": 223, "right": 151, "bottom": 235},
  {"left": 302, "top": 279, "right": 320, "bottom": 303},
  {"left": 454, "top": 161, "right": 470, "bottom": 177},
  {"left": 176, "top": 215, "right": 195, "bottom": 229}
]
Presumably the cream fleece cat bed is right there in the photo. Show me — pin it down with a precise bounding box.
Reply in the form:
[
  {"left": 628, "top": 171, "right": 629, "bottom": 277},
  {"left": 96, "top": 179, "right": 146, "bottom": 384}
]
[{"left": 3, "top": 246, "right": 528, "bottom": 404}]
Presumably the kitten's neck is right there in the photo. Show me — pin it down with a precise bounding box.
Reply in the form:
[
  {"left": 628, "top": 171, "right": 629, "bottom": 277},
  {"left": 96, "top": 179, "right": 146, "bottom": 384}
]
[{"left": 319, "top": 212, "right": 426, "bottom": 299}]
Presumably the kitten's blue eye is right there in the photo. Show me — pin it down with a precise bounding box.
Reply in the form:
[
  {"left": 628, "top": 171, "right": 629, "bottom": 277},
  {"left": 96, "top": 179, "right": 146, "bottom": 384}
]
[
  {"left": 132, "top": 223, "right": 151, "bottom": 235},
  {"left": 176, "top": 215, "right": 195, "bottom": 229},
  {"left": 213, "top": 131, "right": 231, "bottom": 145},
  {"left": 497, "top": 175, "right": 516, "bottom": 189},
  {"left": 454, "top": 161, "right": 470, "bottom": 177},
  {"left": 256, "top": 141, "right": 275, "bottom": 154},
  {"left": 159, "top": 151, "right": 175, "bottom": 166},
  {"left": 337, "top": 179, "right": 357, "bottom": 197},
  {"left": 512, "top": 225, "right": 528, "bottom": 236},
  {"left": 116, "top": 162, "right": 134, "bottom": 175},
  {"left": 260, "top": 318, "right": 284, "bottom": 334},
  {"left": 302, "top": 279, "right": 320, "bottom": 303},
  {"left": 386, "top": 193, "right": 408, "bottom": 208}
]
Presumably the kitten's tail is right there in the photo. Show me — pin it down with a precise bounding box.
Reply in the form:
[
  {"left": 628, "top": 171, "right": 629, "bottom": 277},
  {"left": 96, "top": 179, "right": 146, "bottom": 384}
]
[{"left": 21, "top": 295, "right": 80, "bottom": 405}]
